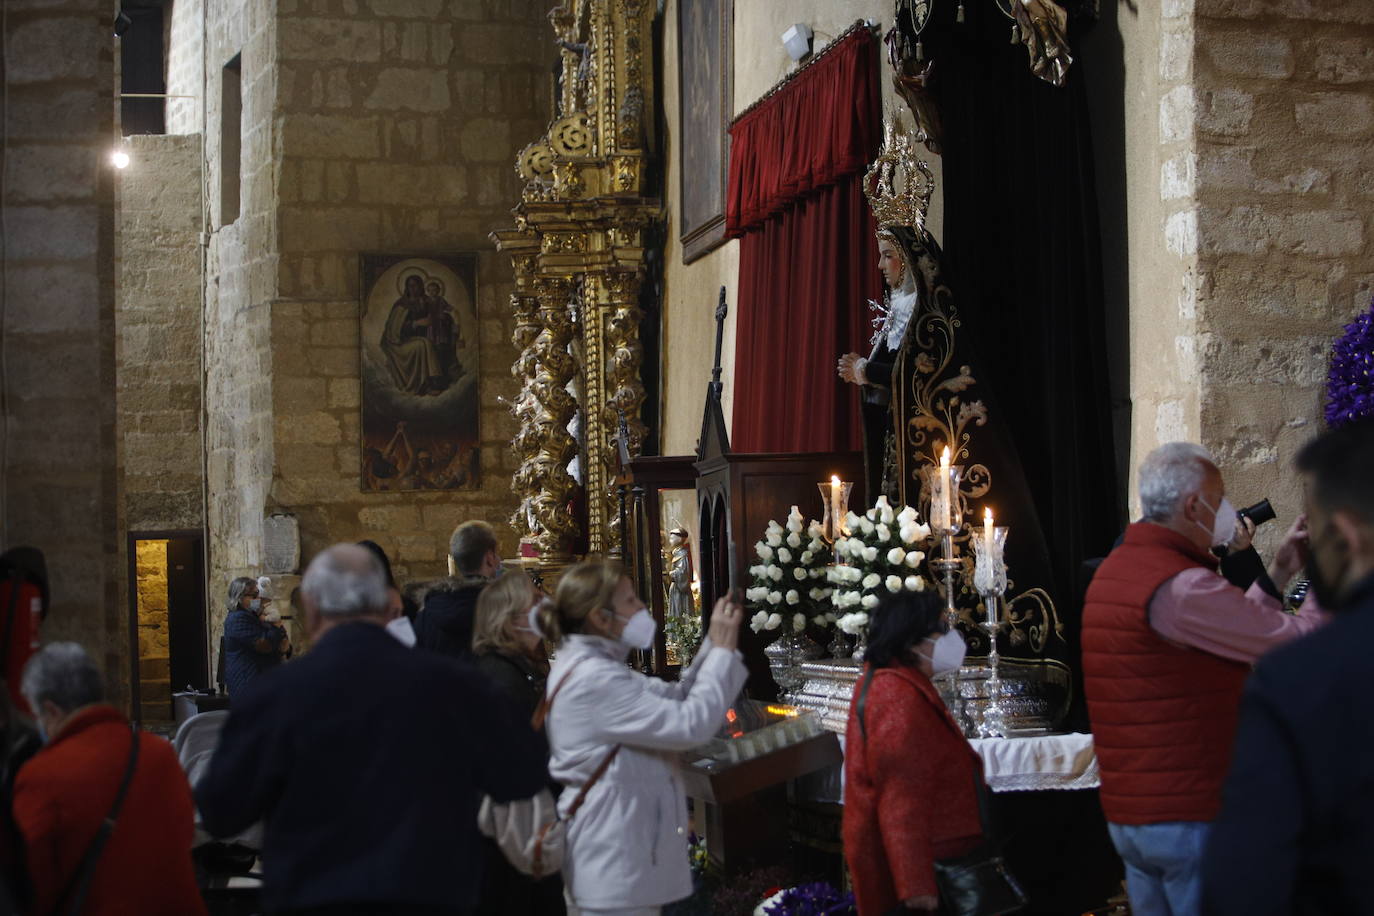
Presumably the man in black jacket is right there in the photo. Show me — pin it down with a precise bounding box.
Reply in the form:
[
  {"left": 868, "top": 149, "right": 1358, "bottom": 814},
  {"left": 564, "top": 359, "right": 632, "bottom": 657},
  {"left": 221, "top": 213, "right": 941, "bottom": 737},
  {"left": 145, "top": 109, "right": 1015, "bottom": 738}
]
[
  {"left": 197, "top": 543, "right": 546, "bottom": 916},
  {"left": 416, "top": 520, "right": 502, "bottom": 658},
  {"left": 1203, "top": 417, "right": 1374, "bottom": 916}
]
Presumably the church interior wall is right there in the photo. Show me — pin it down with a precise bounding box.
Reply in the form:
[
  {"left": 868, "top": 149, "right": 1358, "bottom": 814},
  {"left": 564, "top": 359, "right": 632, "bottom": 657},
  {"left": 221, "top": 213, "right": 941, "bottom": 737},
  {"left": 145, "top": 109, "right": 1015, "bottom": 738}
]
[
  {"left": 263, "top": 0, "right": 553, "bottom": 590},
  {"left": 201, "top": 0, "right": 281, "bottom": 642},
  {"left": 116, "top": 133, "right": 206, "bottom": 535},
  {"left": 1, "top": 2, "right": 124, "bottom": 700}
]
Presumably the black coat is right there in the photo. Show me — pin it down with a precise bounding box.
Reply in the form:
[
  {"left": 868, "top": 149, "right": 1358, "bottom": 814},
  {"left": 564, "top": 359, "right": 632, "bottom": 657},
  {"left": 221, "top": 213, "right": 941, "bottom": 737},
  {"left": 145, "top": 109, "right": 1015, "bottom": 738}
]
[
  {"left": 416, "top": 575, "right": 488, "bottom": 659},
  {"left": 1202, "top": 573, "right": 1374, "bottom": 915},
  {"left": 196, "top": 621, "right": 547, "bottom": 914},
  {"left": 472, "top": 649, "right": 565, "bottom": 916}
]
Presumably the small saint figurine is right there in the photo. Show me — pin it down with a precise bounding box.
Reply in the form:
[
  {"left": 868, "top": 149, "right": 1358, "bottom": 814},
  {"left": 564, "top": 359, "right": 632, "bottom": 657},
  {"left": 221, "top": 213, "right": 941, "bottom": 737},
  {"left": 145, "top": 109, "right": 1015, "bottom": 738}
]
[{"left": 666, "top": 527, "right": 695, "bottom": 620}]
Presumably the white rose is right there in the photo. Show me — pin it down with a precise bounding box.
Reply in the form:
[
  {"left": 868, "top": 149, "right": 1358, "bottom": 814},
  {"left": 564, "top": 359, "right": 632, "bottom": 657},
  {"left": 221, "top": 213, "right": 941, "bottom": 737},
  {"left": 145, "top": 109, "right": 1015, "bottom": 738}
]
[
  {"left": 905, "top": 550, "right": 925, "bottom": 568},
  {"left": 786, "top": 512, "right": 804, "bottom": 534},
  {"left": 749, "top": 564, "right": 765, "bottom": 577},
  {"left": 793, "top": 567, "right": 807, "bottom": 581},
  {"left": 766, "top": 533, "right": 782, "bottom": 548},
  {"left": 807, "top": 521, "right": 825, "bottom": 540},
  {"left": 769, "top": 565, "right": 784, "bottom": 581},
  {"left": 862, "top": 573, "right": 881, "bottom": 590},
  {"left": 861, "top": 594, "right": 879, "bottom": 609},
  {"left": 843, "top": 511, "right": 862, "bottom": 532},
  {"left": 862, "top": 546, "right": 879, "bottom": 563},
  {"left": 793, "top": 613, "right": 806, "bottom": 630},
  {"left": 766, "top": 612, "right": 782, "bottom": 630},
  {"left": 767, "top": 591, "right": 782, "bottom": 605},
  {"left": 787, "top": 532, "right": 802, "bottom": 548},
  {"left": 905, "top": 575, "right": 924, "bottom": 591},
  {"left": 826, "top": 612, "right": 838, "bottom": 623},
  {"left": 896, "top": 505, "right": 919, "bottom": 526},
  {"left": 812, "top": 615, "right": 828, "bottom": 627},
  {"left": 786, "top": 590, "right": 800, "bottom": 606},
  {"left": 756, "top": 542, "right": 773, "bottom": 561},
  {"left": 820, "top": 589, "right": 833, "bottom": 599},
  {"left": 846, "top": 566, "right": 863, "bottom": 583},
  {"left": 899, "top": 524, "right": 918, "bottom": 545},
  {"left": 876, "top": 523, "right": 891, "bottom": 543},
  {"left": 750, "top": 611, "right": 768, "bottom": 632},
  {"left": 884, "top": 547, "right": 903, "bottom": 566},
  {"left": 777, "top": 547, "right": 792, "bottom": 564},
  {"left": 874, "top": 494, "right": 890, "bottom": 511},
  {"left": 885, "top": 575, "right": 903, "bottom": 592},
  {"left": 800, "top": 550, "right": 814, "bottom": 565},
  {"left": 809, "top": 587, "right": 823, "bottom": 601},
  {"left": 904, "top": 521, "right": 932, "bottom": 544},
  {"left": 745, "top": 586, "right": 769, "bottom": 602},
  {"left": 859, "top": 518, "right": 875, "bottom": 535}
]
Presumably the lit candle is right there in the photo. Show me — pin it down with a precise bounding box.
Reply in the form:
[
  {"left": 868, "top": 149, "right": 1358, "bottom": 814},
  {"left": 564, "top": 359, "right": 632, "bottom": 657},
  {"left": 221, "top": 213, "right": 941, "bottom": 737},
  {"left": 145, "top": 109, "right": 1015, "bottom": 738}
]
[
  {"left": 939, "top": 447, "right": 952, "bottom": 532},
  {"left": 983, "top": 506, "right": 994, "bottom": 555},
  {"left": 830, "top": 475, "right": 842, "bottom": 538}
]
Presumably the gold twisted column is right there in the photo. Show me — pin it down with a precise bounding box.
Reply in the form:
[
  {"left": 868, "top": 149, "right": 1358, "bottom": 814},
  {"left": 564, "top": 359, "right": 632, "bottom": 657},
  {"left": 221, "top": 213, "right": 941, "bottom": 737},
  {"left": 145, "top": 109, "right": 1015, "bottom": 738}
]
[
  {"left": 527, "top": 277, "right": 579, "bottom": 558},
  {"left": 604, "top": 269, "right": 647, "bottom": 451},
  {"left": 508, "top": 284, "right": 542, "bottom": 538}
]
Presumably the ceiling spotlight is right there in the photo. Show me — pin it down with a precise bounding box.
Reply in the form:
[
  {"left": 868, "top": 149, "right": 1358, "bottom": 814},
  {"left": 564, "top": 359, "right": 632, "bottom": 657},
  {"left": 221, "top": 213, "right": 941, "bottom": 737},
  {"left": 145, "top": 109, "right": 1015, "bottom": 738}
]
[
  {"left": 111, "top": 150, "right": 131, "bottom": 169},
  {"left": 114, "top": 11, "right": 133, "bottom": 37},
  {"left": 782, "top": 23, "right": 813, "bottom": 63}
]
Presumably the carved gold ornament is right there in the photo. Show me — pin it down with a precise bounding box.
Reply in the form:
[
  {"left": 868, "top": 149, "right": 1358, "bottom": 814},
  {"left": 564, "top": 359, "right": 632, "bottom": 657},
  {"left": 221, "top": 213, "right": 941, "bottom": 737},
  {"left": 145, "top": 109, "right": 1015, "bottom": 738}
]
[{"left": 863, "top": 120, "right": 937, "bottom": 232}]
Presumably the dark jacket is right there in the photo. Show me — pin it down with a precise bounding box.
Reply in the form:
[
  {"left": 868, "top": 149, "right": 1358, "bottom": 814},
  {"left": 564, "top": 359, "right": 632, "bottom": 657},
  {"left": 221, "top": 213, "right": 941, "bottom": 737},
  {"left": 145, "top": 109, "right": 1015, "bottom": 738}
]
[
  {"left": 1202, "top": 573, "right": 1374, "bottom": 916},
  {"left": 473, "top": 649, "right": 564, "bottom": 916},
  {"left": 223, "top": 607, "right": 287, "bottom": 696},
  {"left": 13, "top": 705, "right": 206, "bottom": 916},
  {"left": 416, "top": 575, "right": 489, "bottom": 659},
  {"left": 196, "top": 621, "right": 547, "bottom": 915}
]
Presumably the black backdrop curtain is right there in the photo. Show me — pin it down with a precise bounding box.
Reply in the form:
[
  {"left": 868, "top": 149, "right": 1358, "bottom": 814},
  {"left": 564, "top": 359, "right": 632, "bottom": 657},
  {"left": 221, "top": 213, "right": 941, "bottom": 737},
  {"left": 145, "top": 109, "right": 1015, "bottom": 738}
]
[{"left": 919, "top": 1, "right": 1120, "bottom": 610}]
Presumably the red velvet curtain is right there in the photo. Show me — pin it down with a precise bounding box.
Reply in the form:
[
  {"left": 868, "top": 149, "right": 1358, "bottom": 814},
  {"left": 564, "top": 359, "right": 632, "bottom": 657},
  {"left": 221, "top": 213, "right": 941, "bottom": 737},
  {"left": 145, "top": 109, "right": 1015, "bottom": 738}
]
[{"left": 727, "top": 28, "right": 882, "bottom": 454}]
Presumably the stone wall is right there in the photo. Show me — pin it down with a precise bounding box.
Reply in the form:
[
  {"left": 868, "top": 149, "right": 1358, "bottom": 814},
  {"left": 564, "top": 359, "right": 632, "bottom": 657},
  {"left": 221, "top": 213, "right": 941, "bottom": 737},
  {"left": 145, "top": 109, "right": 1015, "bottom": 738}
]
[
  {"left": 135, "top": 539, "right": 170, "bottom": 658},
  {"left": 117, "top": 134, "right": 205, "bottom": 533},
  {"left": 166, "top": 0, "right": 204, "bottom": 135},
  {"left": 2, "top": 2, "right": 124, "bottom": 699},
  {"left": 1128, "top": 0, "right": 1373, "bottom": 553},
  {"left": 265, "top": 0, "right": 553, "bottom": 585},
  {"left": 202, "top": 0, "right": 279, "bottom": 641}
]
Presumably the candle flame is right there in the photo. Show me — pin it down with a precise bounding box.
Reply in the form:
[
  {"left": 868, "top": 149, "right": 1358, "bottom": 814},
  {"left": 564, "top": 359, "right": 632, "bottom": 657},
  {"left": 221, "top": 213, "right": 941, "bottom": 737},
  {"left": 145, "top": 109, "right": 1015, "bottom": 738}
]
[
  {"left": 940, "top": 446, "right": 950, "bottom": 466},
  {"left": 985, "top": 507, "right": 993, "bottom": 523},
  {"left": 830, "top": 475, "right": 840, "bottom": 487}
]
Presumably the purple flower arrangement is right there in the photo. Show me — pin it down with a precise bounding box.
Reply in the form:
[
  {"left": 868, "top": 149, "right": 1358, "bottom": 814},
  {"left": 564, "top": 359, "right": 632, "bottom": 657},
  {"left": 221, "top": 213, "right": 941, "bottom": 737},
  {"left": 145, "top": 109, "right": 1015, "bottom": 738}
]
[
  {"left": 1326, "top": 297, "right": 1374, "bottom": 429},
  {"left": 762, "top": 881, "right": 857, "bottom": 916}
]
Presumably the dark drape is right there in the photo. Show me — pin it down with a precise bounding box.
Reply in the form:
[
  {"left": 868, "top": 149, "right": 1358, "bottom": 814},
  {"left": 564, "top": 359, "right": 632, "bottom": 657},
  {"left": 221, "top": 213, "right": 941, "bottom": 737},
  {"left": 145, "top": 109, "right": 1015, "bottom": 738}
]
[
  {"left": 726, "top": 28, "right": 882, "bottom": 454},
  {"left": 920, "top": 3, "right": 1120, "bottom": 607}
]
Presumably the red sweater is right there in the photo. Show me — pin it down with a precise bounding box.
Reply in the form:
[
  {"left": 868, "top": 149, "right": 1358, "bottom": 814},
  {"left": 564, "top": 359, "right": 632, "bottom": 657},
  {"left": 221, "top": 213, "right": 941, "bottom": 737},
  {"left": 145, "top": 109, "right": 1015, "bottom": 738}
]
[
  {"left": 1082, "top": 523, "right": 1250, "bottom": 825},
  {"left": 843, "top": 664, "right": 982, "bottom": 914},
  {"left": 13, "top": 705, "right": 206, "bottom": 916}
]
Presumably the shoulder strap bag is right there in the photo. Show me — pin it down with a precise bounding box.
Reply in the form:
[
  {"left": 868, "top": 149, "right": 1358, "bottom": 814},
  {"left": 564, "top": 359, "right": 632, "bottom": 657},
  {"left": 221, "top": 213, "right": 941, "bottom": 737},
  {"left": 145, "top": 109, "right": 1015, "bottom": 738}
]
[
  {"left": 478, "top": 656, "right": 620, "bottom": 879},
  {"left": 857, "top": 668, "right": 1027, "bottom": 916},
  {"left": 59, "top": 724, "right": 141, "bottom": 916}
]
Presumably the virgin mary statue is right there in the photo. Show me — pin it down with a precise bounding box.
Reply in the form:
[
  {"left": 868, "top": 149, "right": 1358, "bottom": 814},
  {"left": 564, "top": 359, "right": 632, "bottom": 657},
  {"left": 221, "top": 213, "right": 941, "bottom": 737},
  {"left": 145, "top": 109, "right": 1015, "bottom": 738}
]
[{"left": 837, "top": 124, "right": 1055, "bottom": 639}]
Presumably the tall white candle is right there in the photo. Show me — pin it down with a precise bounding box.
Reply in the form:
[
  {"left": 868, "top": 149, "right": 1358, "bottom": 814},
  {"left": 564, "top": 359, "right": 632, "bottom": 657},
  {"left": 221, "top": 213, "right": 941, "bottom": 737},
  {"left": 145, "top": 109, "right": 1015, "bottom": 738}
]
[
  {"left": 830, "top": 475, "right": 841, "bottom": 539},
  {"left": 983, "top": 507, "right": 994, "bottom": 555},
  {"left": 939, "top": 447, "right": 952, "bottom": 532}
]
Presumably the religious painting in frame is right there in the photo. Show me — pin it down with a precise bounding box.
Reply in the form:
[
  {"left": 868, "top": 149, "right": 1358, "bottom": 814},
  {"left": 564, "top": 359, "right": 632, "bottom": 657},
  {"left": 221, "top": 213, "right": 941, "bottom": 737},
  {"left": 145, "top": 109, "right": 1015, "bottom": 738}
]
[
  {"left": 678, "top": 0, "right": 733, "bottom": 264},
  {"left": 359, "top": 253, "right": 480, "bottom": 492}
]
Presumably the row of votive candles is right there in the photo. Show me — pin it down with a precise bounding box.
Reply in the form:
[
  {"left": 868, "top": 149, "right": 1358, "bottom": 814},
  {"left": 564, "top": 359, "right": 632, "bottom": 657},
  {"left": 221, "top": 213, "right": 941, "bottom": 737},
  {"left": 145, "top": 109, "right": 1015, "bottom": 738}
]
[{"left": 721, "top": 713, "right": 824, "bottom": 764}]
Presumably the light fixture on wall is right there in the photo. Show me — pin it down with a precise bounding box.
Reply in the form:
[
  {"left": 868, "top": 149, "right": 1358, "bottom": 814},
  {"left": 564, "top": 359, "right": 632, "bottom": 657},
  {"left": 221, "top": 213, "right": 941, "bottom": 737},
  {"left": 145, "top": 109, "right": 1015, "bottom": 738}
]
[
  {"left": 781, "top": 23, "right": 813, "bottom": 63},
  {"left": 111, "top": 149, "right": 131, "bottom": 169}
]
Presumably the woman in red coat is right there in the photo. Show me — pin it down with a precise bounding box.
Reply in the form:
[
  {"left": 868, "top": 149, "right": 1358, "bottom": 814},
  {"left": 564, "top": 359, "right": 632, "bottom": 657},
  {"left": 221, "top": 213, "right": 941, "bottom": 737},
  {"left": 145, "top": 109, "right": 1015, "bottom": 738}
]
[{"left": 843, "top": 591, "right": 984, "bottom": 915}]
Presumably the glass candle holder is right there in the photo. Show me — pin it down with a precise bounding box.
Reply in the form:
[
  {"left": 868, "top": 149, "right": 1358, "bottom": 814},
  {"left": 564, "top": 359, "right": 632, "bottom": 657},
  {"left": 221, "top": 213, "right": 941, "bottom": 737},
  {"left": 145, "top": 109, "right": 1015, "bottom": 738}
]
[
  {"left": 972, "top": 525, "right": 1009, "bottom": 597},
  {"left": 817, "top": 478, "right": 854, "bottom": 541},
  {"left": 922, "top": 463, "right": 965, "bottom": 534}
]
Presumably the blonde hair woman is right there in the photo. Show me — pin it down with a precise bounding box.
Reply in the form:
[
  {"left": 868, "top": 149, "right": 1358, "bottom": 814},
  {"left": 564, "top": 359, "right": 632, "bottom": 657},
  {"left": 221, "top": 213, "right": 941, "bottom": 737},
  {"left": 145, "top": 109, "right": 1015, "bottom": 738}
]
[
  {"left": 471, "top": 571, "right": 564, "bottom": 916},
  {"left": 539, "top": 560, "right": 746, "bottom": 916}
]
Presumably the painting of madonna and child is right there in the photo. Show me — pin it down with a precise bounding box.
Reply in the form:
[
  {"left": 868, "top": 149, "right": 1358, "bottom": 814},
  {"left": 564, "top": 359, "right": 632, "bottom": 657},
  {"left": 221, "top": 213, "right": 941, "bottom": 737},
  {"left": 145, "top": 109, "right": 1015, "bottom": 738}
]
[{"left": 360, "top": 253, "right": 480, "bottom": 492}]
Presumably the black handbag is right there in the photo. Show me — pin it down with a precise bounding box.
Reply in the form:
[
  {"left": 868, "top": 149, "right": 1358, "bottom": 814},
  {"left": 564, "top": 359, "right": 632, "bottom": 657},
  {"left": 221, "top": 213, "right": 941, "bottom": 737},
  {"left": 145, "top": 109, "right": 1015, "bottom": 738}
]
[{"left": 857, "top": 668, "right": 1028, "bottom": 916}]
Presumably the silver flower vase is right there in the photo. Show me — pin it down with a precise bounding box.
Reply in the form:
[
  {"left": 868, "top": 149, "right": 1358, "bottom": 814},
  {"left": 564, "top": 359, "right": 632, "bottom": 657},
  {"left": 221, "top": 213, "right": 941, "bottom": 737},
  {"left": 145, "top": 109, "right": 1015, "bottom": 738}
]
[{"left": 765, "top": 631, "right": 824, "bottom": 698}]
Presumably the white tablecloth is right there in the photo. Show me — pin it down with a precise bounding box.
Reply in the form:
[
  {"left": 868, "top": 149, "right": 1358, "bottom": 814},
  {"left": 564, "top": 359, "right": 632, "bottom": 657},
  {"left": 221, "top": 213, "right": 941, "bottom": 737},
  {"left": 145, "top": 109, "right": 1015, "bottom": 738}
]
[{"left": 970, "top": 732, "right": 1099, "bottom": 792}]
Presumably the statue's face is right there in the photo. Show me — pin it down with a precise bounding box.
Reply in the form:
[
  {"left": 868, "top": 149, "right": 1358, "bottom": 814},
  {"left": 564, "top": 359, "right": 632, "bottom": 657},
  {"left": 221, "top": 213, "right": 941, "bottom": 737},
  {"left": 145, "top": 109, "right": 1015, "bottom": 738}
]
[{"left": 877, "top": 237, "right": 905, "bottom": 289}]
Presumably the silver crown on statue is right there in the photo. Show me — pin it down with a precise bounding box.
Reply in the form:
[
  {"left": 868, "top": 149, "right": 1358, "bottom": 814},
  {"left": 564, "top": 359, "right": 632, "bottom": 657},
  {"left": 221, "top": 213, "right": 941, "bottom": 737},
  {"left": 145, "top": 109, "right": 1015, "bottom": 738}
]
[{"left": 863, "top": 118, "right": 937, "bottom": 232}]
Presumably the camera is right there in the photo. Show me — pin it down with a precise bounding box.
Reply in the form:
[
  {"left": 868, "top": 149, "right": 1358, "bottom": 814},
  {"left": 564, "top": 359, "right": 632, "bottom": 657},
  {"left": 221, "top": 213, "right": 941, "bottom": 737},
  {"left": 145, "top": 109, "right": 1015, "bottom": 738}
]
[{"left": 1237, "top": 498, "right": 1276, "bottom": 528}]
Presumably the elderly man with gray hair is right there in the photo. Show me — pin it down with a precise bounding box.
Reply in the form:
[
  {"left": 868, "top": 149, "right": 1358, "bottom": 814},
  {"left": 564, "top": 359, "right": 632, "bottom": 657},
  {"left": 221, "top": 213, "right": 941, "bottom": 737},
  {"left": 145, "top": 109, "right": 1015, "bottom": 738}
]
[
  {"left": 13, "top": 643, "right": 205, "bottom": 914},
  {"left": 1082, "top": 442, "right": 1326, "bottom": 916},
  {"left": 197, "top": 543, "right": 547, "bottom": 915}
]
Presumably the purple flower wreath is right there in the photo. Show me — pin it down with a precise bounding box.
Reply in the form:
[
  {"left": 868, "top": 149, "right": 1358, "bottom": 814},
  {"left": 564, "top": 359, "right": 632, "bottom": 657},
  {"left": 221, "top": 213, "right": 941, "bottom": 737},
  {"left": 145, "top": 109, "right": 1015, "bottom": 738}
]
[{"left": 1326, "top": 297, "right": 1374, "bottom": 429}]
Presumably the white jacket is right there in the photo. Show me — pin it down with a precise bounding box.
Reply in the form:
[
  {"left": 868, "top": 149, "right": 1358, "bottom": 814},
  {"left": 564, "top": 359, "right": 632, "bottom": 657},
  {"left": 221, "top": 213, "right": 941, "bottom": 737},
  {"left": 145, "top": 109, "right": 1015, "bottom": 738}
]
[{"left": 547, "top": 634, "right": 749, "bottom": 910}]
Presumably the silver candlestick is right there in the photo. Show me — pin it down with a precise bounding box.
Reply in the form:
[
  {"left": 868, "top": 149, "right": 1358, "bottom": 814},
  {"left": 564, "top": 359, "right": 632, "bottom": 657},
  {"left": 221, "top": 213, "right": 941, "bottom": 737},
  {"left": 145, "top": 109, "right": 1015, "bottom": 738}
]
[{"left": 973, "top": 523, "right": 1010, "bottom": 738}]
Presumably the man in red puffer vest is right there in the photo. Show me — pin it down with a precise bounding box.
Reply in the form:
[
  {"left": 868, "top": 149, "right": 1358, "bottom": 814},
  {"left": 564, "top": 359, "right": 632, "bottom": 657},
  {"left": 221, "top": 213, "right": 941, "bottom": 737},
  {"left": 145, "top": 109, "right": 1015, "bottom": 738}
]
[{"left": 1083, "top": 442, "right": 1326, "bottom": 916}]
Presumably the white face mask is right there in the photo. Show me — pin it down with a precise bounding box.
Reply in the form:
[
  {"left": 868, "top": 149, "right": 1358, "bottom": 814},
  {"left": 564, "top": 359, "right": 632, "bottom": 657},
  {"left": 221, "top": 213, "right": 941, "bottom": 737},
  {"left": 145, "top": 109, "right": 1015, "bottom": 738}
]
[
  {"left": 248, "top": 598, "right": 262, "bottom": 613},
  {"left": 611, "top": 607, "right": 656, "bottom": 651},
  {"left": 924, "top": 630, "right": 966, "bottom": 676},
  {"left": 1196, "top": 495, "right": 1236, "bottom": 548}
]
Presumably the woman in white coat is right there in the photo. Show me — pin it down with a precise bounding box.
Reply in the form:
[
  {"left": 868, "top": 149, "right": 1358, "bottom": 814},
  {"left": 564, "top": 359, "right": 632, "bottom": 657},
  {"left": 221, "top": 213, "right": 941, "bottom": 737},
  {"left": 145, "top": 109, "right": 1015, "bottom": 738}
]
[{"left": 539, "top": 560, "right": 748, "bottom": 916}]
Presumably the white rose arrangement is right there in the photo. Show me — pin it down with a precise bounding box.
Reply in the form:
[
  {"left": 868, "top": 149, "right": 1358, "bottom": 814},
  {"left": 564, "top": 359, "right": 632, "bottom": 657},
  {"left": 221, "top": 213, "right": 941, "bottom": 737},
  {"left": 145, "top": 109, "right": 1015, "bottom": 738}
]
[
  {"left": 747, "top": 506, "right": 835, "bottom": 635},
  {"left": 829, "top": 495, "right": 933, "bottom": 637}
]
